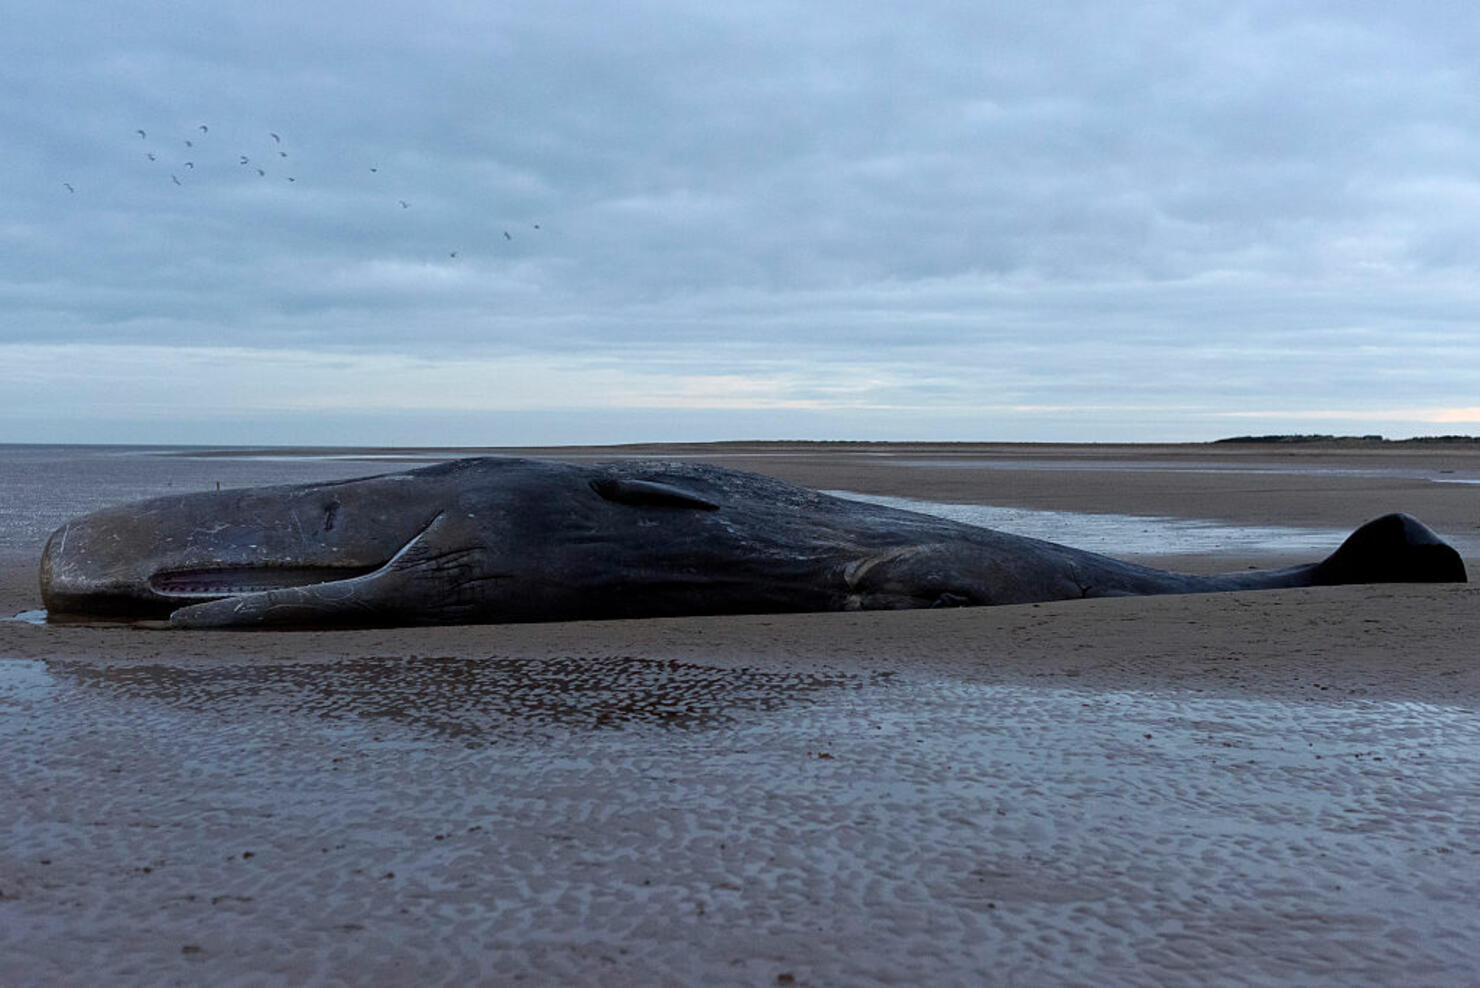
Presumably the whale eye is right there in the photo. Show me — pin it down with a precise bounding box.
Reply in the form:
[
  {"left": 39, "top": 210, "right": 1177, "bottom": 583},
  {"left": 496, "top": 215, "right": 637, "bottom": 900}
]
[{"left": 322, "top": 501, "right": 340, "bottom": 532}]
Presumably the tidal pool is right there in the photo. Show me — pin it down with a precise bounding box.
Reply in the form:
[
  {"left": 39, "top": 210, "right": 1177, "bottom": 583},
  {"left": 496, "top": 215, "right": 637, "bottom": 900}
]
[{"left": 830, "top": 490, "right": 1355, "bottom": 558}]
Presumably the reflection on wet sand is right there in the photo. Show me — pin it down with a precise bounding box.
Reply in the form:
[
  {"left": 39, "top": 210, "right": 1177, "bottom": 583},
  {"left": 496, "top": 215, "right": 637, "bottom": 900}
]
[
  {"left": 6, "top": 649, "right": 1479, "bottom": 985},
  {"left": 52, "top": 655, "right": 880, "bottom": 736}
]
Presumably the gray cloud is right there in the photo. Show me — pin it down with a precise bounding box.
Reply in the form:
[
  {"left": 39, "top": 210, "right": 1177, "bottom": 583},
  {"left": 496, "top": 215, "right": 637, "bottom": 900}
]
[{"left": 5, "top": 0, "right": 1480, "bottom": 442}]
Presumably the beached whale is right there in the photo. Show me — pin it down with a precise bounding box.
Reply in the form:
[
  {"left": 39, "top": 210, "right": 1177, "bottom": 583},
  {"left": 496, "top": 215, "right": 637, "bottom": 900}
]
[{"left": 39, "top": 457, "right": 1467, "bottom": 628}]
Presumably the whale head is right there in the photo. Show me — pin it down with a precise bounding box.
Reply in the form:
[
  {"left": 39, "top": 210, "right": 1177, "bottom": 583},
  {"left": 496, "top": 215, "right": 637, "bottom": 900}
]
[{"left": 39, "top": 465, "right": 459, "bottom": 620}]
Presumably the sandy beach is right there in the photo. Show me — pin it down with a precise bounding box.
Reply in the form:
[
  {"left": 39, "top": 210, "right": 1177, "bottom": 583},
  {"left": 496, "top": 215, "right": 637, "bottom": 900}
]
[{"left": 2, "top": 441, "right": 1478, "bottom": 984}]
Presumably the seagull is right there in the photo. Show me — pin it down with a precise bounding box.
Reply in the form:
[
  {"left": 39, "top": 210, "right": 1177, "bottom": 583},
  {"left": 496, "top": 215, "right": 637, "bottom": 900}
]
[
  {"left": 369, "top": 166, "right": 378, "bottom": 173},
  {"left": 63, "top": 182, "right": 74, "bottom": 193},
  {"left": 278, "top": 151, "right": 287, "bottom": 158},
  {"left": 240, "top": 156, "right": 249, "bottom": 165},
  {"left": 503, "top": 231, "right": 512, "bottom": 240},
  {"left": 147, "top": 152, "right": 157, "bottom": 161},
  {"left": 184, "top": 139, "right": 193, "bottom": 147},
  {"left": 136, "top": 129, "right": 146, "bottom": 139},
  {"left": 399, "top": 200, "right": 409, "bottom": 208},
  {"left": 184, "top": 161, "right": 194, "bottom": 168},
  {"left": 172, "top": 175, "right": 181, "bottom": 185},
  {"left": 269, "top": 132, "right": 280, "bottom": 143},
  {"left": 199, "top": 124, "right": 208, "bottom": 133},
  {"left": 287, "top": 176, "right": 296, "bottom": 182},
  {"left": 256, "top": 168, "right": 265, "bottom": 176}
]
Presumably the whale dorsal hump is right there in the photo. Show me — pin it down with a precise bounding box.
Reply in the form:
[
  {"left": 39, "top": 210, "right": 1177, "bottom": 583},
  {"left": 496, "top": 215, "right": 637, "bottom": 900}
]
[{"left": 589, "top": 477, "right": 720, "bottom": 511}]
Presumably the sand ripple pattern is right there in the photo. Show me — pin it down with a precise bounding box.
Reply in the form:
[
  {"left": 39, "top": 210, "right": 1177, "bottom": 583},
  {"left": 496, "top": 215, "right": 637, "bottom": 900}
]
[{"left": 2, "top": 654, "right": 1478, "bottom": 985}]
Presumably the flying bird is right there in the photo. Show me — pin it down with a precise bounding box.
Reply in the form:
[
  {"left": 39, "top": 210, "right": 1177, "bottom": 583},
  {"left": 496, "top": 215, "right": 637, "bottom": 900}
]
[
  {"left": 184, "top": 161, "right": 194, "bottom": 168},
  {"left": 171, "top": 175, "right": 181, "bottom": 185},
  {"left": 449, "top": 251, "right": 458, "bottom": 258},
  {"left": 240, "top": 156, "right": 249, "bottom": 165},
  {"left": 198, "top": 124, "right": 208, "bottom": 133},
  {"left": 286, "top": 176, "right": 296, "bottom": 182},
  {"left": 184, "top": 139, "right": 193, "bottom": 147},
  {"left": 369, "top": 166, "right": 378, "bottom": 173},
  {"left": 256, "top": 168, "right": 265, "bottom": 176},
  {"left": 278, "top": 151, "right": 287, "bottom": 158},
  {"left": 63, "top": 182, "right": 74, "bottom": 193},
  {"left": 399, "top": 200, "right": 409, "bottom": 208},
  {"left": 269, "top": 132, "right": 280, "bottom": 143},
  {"left": 503, "top": 231, "right": 512, "bottom": 240},
  {"left": 147, "top": 152, "right": 157, "bottom": 161},
  {"left": 136, "top": 129, "right": 146, "bottom": 139}
]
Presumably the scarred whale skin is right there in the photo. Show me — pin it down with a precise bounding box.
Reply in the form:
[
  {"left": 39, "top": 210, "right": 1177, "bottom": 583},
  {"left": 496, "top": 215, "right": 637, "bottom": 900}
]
[{"left": 37, "top": 457, "right": 1467, "bottom": 629}]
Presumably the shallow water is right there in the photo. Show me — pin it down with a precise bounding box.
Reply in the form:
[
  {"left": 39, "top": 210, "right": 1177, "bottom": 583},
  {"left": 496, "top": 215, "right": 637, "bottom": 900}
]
[
  {"left": 829, "top": 490, "right": 1355, "bottom": 558},
  {"left": 873, "top": 456, "right": 1480, "bottom": 484},
  {"left": 0, "top": 445, "right": 390, "bottom": 557},
  {"left": 2, "top": 652, "right": 1477, "bottom": 983}
]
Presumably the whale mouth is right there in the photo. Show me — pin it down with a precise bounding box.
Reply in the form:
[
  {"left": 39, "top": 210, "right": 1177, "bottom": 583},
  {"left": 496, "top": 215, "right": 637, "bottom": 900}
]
[{"left": 148, "top": 564, "right": 382, "bottom": 598}]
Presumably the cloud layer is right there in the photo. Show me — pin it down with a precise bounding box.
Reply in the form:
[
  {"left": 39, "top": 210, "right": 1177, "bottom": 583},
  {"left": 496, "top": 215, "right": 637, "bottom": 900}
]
[{"left": 5, "top": 0, "right": 1480, "bottom": 443}]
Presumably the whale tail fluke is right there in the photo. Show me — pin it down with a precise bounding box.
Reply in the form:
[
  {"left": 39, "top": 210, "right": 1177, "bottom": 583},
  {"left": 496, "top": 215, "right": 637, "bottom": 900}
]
[{"left": 1312, "top": 513, "right": 1467, "bottom": 586}]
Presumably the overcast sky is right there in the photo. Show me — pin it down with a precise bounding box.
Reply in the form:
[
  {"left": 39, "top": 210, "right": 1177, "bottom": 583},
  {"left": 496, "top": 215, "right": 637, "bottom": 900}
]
[{"left": 5, "top": 0, "right": 1480, "bottom": 445}]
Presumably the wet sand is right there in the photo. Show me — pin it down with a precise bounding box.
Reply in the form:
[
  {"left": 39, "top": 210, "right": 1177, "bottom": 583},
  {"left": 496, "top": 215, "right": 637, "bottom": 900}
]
[{"left": 2, "top": 441, "right": 1479, "bottom": 984}]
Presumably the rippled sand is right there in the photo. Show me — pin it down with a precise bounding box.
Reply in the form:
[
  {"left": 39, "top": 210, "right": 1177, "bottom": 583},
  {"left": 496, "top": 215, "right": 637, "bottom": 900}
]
[{"left": 2, "top": 441, "right": 1479, "bottom": 984}]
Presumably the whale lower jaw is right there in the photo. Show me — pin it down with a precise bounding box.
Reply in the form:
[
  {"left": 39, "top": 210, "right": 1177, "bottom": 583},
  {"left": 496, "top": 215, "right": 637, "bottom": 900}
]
[{"left": 148, "top": 564, "right": 381, "bottom": 598}]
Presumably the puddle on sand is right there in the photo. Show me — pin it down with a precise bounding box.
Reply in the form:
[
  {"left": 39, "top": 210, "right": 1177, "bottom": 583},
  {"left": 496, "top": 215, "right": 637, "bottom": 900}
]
[
  {"left": 0, "top": 659, "right": 57, "bottom": 738},
  {"left": 873, "top": 457, "right": 1480, "bottom": 485},
  {"left": 4, "top": 609, "right": 160, "bottom": 629},
  {"left": 829, "top": 490, "right": 1349, "bottom": 557},
  {"left": 0, "top": 657, "right": 53, "bottom": 689}
]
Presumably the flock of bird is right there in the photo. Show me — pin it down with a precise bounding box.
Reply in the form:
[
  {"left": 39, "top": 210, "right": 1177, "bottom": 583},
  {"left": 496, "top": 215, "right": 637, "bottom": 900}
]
[
  {"left": 59, "top": 123, "right": 541, "bottom": 260},
  {"left": 129, "top": 125, "right": 322, "bottom": 196}
]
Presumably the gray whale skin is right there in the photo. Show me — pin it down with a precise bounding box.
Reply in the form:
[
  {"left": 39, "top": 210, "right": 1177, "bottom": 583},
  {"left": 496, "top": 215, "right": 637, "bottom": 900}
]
[{"left": 39, "top": 457, "right": 1467, "bottom": 629}]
